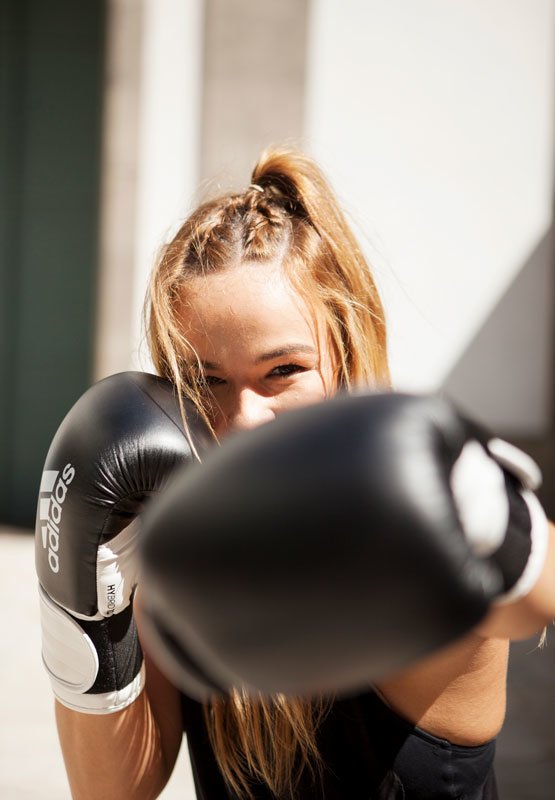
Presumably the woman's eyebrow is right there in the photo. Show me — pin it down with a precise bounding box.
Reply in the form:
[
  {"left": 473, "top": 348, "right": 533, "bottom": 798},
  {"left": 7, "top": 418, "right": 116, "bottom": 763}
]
[
  {"left": 254, "top": 344, "right": 317, "bottom": 365},
  {"left": 197, "top": 344, "right": 318, "bottom": 371}
]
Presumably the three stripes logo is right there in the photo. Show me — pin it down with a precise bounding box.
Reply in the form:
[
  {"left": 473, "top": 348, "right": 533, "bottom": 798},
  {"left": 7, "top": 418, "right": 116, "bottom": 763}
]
[{"left": 39, "top": 464, "right": 76, "bottom": 573}]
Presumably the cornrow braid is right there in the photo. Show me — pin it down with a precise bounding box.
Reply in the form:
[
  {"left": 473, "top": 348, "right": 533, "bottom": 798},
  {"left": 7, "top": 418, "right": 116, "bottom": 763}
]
[
  {"left": 239, "top": 189, "right": 290, "bottom": 259},
  {"left": 177, "top": 187, "right": 292, "bottom": 272}
]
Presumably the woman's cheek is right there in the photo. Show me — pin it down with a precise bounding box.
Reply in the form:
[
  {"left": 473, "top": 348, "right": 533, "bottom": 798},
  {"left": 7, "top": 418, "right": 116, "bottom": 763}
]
[{"left": 275, "top": 374, "right": 328, "bottom": 413}]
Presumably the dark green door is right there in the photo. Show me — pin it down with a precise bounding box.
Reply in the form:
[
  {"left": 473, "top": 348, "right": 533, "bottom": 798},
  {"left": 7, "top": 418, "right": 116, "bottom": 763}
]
[{"left": 0, "top": 0, "right": 106, "bottom": 527}]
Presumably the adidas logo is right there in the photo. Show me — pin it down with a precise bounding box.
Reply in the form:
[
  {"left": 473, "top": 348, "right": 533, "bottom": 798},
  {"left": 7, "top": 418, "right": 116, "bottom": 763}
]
[{"left": 39, "top": 464, "right": 76, "bottom": 573}]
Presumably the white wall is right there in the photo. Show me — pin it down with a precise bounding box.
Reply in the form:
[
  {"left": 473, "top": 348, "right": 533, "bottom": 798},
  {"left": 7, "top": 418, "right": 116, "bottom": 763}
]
[
  {"left": 132, "top": 0, "right": 204, "bottom": 370},
  {"left": 95, "top": 0, "right": 204, "bottom": 378},
  {"left": 305, "top": 0, "right": 554, "bottom": 430}
]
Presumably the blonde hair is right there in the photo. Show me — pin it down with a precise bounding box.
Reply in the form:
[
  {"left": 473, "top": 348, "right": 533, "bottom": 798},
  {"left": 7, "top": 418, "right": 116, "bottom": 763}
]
[{"left": 145, "top": 146, "right": 391, "bottom": 798}]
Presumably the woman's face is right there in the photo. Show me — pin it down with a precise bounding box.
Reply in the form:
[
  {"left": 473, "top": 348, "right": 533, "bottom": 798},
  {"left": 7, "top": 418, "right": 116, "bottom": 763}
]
[{"left": 177, "top": 260, "right": 336, "bottom": 438}]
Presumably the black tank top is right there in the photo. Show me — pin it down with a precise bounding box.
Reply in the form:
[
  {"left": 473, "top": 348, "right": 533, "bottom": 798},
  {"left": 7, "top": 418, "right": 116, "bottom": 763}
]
[{"left": 181, "top": 688, "right": 499, "bottom": 799}]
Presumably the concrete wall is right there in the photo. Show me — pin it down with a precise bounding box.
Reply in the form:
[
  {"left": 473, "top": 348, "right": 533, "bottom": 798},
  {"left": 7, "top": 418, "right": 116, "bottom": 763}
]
[
  {"left": 200, "top": 0, "right": 309, "bottom": 189},
  {"left": 305, "top": 0, "right": 555, "bottom": 434}
]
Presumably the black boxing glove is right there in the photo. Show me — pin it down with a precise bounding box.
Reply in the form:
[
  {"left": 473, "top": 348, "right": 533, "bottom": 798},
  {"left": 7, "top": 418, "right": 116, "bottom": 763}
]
[
  {"left": 36, "top": 371, "right": 209, "bottom": 713},
  {"left": 138, "top": 391, "right": 549, "bottom": 699}
]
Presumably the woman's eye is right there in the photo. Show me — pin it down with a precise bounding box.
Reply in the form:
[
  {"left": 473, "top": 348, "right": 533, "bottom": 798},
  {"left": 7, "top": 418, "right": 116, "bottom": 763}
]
[
  {"left": 269, "top": 364, "right": 307, "bottom": 378},
  {"left": 205, "top": 375, "right": 226, "bottom": 387}
]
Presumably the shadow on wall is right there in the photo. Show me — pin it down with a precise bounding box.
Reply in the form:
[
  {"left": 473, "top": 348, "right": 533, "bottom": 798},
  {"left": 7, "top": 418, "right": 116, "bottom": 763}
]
[
  {"left": 441, "top": 224, "right": 554, "bottom": 517},
  {"left": 441, "top": 224, "right": 555, "bottom": 799}
]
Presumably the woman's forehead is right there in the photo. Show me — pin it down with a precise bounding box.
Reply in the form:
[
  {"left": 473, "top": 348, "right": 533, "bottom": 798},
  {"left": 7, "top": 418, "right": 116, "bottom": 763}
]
[
  {"left": 177, "top": 261, "right": 322, "bottom": 340},
  {"left": 173, "top": 264, "right": 325, "bottom": 363}
]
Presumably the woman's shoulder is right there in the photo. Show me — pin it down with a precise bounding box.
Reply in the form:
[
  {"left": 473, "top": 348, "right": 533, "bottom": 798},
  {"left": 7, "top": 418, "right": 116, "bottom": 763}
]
[{"left": 373, "top": 631, "right": 510, "bottom": 745}]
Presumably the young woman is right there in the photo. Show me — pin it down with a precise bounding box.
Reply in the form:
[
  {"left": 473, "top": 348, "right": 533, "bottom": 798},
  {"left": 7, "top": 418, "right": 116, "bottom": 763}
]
[{"left": 53, "top": 147, "right": 555, "bottom": 799}]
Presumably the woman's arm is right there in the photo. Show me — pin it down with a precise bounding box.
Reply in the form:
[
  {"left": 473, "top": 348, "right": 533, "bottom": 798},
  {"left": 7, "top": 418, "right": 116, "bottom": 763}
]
[
  {"left": 56, "top": 596, "right": 184, "bottom": 800},
  {"left": 374, "top": 521, "right": 555, "bottom": 744},
  {"left": 475, "top": 519, "right": 555, "bottom": 641}
]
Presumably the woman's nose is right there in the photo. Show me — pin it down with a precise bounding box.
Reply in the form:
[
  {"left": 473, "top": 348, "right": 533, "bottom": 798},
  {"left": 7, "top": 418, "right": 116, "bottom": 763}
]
[{"left": 227, "top": 388, "right": 275, "bottom": 433}]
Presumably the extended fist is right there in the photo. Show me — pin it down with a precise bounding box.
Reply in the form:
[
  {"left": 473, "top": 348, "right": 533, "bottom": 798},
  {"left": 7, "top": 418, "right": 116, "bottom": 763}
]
[{"left": 138, "top": 391, "right": 547, "bottom": 699}]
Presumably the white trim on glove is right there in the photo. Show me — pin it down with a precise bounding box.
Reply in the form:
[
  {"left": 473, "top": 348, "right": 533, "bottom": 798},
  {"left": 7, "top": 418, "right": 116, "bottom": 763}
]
[{"left": 39, "top": 584, "right": 145, "bottom": 714}]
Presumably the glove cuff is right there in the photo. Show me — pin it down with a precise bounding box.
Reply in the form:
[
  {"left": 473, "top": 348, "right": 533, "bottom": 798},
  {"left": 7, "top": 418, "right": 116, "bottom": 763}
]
[
  {"left": 52, "top": 664, "right": 146, "bottom": 714},
  {"left": 495, "top": 489, "right": 550, "bottom": 605},
  {"left": 39, "top": 584, "right": 144, "bottom": 714}
]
